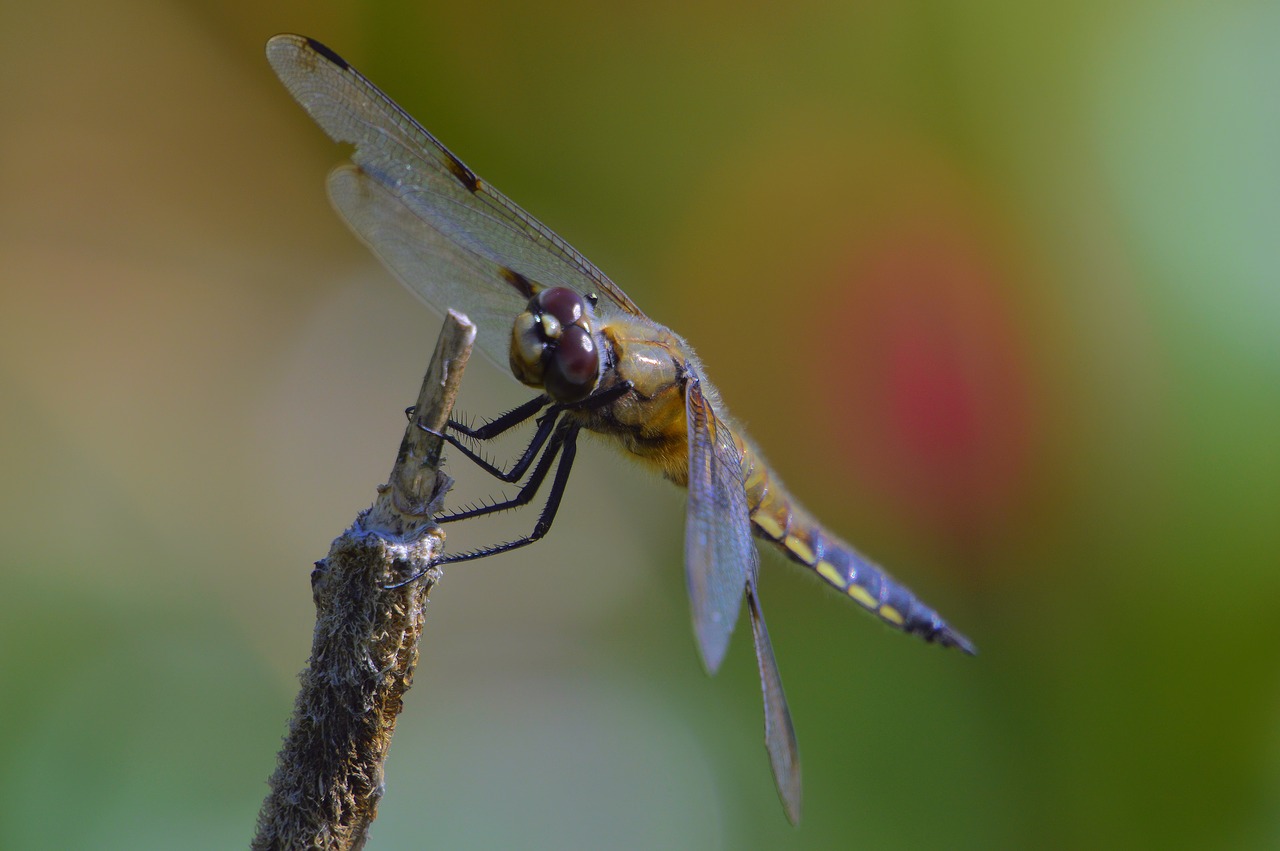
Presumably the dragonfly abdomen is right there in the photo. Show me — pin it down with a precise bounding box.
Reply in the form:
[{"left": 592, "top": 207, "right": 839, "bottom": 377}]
[{"left": 739, "top": 441, "right": 975, "bottom": 655}]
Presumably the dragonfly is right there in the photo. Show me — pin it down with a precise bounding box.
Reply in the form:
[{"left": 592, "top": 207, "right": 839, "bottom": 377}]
[{"left": 267, "top": 33, "right": 975, "bottom": 824}]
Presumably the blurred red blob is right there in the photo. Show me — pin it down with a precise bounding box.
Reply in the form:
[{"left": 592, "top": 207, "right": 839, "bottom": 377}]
[{"left": 817, "top": 211, "right": 1038, "bottom": 549}]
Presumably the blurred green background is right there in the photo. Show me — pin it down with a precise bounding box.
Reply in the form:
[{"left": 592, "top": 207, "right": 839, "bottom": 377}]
[{"left": 2, "top": 0, "right": 1278, "bottom": 848}]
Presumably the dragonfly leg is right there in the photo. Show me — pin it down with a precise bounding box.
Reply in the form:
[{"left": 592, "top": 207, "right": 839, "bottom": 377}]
[
  {"left": 444, "top": 394, "right": 552, "bottom": 440},
  {"left": 431, "top": 421, "right": 582, "bottom": 565},
  {"left": 435, "top": 419, "right": 575, "bottom": 524},
  {"left": 406, "top": 395, "right": 555, "bottom": 481},
  {"left": 384, "top": 421, "right": 582, "bottom": 587},
  {"left": 426, "top": 382, "right": 633, "bottom": 484},
  {"left": 440, "top": 406, "right": 565, "bottom": 483},
  {"left": 384, "top": 382, "right": 633, "bottom": 585},
  {"left": 431, "top": 379, "right": 626, "bottom": 442}
]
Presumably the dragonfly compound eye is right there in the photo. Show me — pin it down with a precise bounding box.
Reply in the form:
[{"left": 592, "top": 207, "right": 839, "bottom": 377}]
[
  {"left": 536, "top": 287, "right": 585, "bottom": 327},
  {"left": 543, "top": 324, "right": 600, "bottom": 402},
  {"left": 510, "top": 311, "right": 548, "bottom": 388}
]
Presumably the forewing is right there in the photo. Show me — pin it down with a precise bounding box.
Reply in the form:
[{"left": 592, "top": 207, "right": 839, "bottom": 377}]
[
  {"left": 327, "top": 165, "right": 523, "bottom": 364},
  {"left": 684, "top": 375, "right": 754, "bottom": 674},
  {"left": 266, "top": 34, "right": 644, "bottom": 364},
  {"left": 746, "top": 579, "right": 802, "bottom": 825}
]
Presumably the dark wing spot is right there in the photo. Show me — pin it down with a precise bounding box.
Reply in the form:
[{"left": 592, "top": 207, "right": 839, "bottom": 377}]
[
  {"left": 304, "top": 37, "right": 349, "bottom": 70},
  {"left": 444, "top": 153, "right": 481, "bottom": 193},
  {"left": 500, "top": 267, "right": 537, "bottom": 299}
]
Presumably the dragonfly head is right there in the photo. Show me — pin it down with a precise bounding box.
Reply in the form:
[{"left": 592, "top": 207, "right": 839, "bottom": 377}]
[{"left": 510, "top": 286, "right": 602, "bottom": 403}]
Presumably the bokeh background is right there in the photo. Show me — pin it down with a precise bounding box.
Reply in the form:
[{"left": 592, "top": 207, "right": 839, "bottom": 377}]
[{"left": 2, "top": 1, "right": 1278, "bottom": 848}]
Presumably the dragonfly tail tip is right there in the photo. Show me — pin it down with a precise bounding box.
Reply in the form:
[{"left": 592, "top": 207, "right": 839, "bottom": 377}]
[{"left": 947, "top": 630, "right": 978, "bottom": 656}]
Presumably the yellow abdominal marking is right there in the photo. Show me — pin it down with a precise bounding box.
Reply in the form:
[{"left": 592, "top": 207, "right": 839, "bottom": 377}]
[
  {"left": 878, "top": 605, "right": 905, "bottom": 625},
  {"left": 753, "top": 512, "right": 785, "bottom": 541},
  {"left": 847, "top": 584, "right": 878, "bottom": 609},
  {"left": 744, "top": 466, "right": 766, "bottom": 493},
  {"left": 784, "top": 535, "right": 816, "bottom": 566},
  {"left": 816, "top": 560, "right": 845, "bottom": 587}
]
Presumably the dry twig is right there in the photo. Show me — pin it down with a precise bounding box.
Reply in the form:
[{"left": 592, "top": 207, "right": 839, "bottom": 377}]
[{"left": 252, "top": 310, "right": 476, "bottom": 850}]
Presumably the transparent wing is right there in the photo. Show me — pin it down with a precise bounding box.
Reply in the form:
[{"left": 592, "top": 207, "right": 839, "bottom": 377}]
[
  {"left": 327, "top": 164, "right": 525, "bottom": 363},
  {"left": 266, "top": 34, "right": 644, "bottom": 365},
  {"left": 746, "top": 580, "right": 802, "bottom": 825},
  {"left": 683, "top": 372, "right": 754, "bottom": 674}
]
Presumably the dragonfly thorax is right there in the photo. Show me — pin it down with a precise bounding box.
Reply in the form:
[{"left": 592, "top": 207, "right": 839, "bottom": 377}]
[{"left": 509, "top": 286, "right": 603, "bottom": 403}]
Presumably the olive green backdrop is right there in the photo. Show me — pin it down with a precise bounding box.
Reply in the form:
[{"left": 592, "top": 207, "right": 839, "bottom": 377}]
[{"left": 2, "top": 1, "right": 1277, "bottom": 848}]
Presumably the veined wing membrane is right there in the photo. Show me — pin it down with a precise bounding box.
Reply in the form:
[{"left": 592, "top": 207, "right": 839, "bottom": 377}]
[
  {"left": 266, "top": 34, "right": 643, "bottom": 335},
  {"left": 747, "top": 580, "right": 801, "bottom": 825},
  {"left": 328, "top": 165, "right": 525, "bottom": 364},
  {"left": 684, "top": 374, "right": 754, "bottom": 674}
]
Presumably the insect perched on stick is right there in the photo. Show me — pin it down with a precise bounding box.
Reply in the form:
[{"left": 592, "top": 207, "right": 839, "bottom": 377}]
[{"left": 267, "top": 33, "right": 975, "bottom": 824}]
